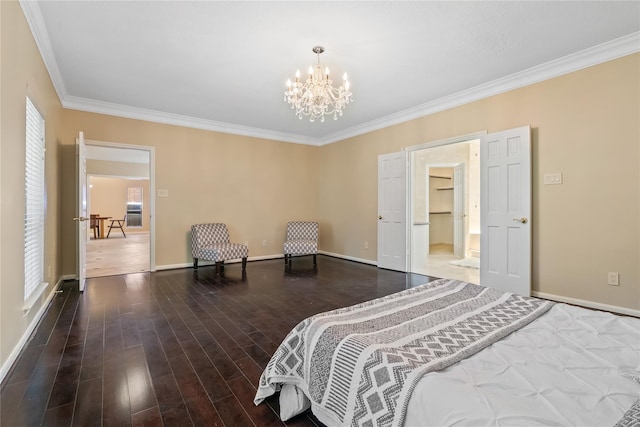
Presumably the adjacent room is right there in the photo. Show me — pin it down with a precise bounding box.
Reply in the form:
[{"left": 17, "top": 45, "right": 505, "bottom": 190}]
[{"left": 1, "top": 1, "right": 638, "bottom": 426}]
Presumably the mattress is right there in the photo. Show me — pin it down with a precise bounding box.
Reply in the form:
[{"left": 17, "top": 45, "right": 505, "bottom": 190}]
[{"left": 404, "top": 303, "right": 640, "bottom": 427}]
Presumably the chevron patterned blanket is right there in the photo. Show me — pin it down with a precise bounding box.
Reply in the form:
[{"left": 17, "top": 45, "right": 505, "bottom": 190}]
[{"left": 254, "top": 279, "right": 554, "bottom": 427}]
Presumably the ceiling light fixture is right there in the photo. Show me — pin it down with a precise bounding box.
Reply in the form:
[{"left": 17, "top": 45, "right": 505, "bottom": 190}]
[{"left": 284, "top": 46, "right": 353, "bottom": 122}]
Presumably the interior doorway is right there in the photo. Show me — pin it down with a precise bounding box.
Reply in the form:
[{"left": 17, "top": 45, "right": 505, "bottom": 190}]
[
  {"left": 410, "top": 138, "right": 480, "bottom": 284},
  {"left": 84, "top": 142, "right": 155, "bottom": 278}
]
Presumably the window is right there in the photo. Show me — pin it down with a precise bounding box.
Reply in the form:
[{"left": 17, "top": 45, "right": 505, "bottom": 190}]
[
  {"left": 126, "top": 186, "right": 143, "bottom": 227},
  {"left": 24, "top": 97, "right": 46, "bottom": 305}
]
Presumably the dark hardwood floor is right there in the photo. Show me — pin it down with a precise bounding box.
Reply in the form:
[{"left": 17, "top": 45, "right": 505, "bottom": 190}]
[{"left": 0, "top": 256, "right": 435, "bottom": 427}]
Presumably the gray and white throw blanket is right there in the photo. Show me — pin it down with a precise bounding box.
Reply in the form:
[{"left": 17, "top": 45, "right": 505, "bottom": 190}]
[{"left": 254, "top": 279, "right": 554, "bottom": 427}]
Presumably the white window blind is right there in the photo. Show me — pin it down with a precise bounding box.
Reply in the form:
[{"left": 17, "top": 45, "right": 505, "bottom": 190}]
[{"left": 24, "top": 97, "right": 45, "bottom": 304}]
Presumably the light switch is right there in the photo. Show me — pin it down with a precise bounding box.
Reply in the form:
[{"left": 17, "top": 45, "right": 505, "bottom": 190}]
[
  {"left": 544, "top": 173, "right": 562, "bottom": 185},
  {"left": 157, "top": 189, "right": 169, "bottom": 197}
]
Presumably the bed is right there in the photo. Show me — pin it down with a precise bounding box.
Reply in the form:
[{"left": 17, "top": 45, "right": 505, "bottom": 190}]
[{"left": 254, "top": 279, "right": 640, "bottom": 426}]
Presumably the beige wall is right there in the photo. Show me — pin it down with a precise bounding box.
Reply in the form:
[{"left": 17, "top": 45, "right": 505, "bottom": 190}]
[
  {"left": 89, "top": 177, "right": 150, "bottom": 233},
  {"left": 1, "top": 1, "right": 63, "bottom": 371},
  {"left": 317, "top": 54, "right": 640, "bottom": 311},
  {"left": 60, "top": 110, "right": 319, "bottom": 271}
]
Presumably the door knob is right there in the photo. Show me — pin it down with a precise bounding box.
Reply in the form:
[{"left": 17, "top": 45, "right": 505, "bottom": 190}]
[
  {"left": 513, "top": 217, "right": 528, "bottom": 224},
  {"left": 73, "top": 217, "right": 89, "bottom": 222},
  {"left": 378, "top": 215, "right": 383, "bottom": 220}
]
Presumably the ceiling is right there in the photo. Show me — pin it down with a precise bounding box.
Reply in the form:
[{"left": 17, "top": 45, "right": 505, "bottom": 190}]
[{"left": 21, "top": 1, "right": 639, "bottom": 146}]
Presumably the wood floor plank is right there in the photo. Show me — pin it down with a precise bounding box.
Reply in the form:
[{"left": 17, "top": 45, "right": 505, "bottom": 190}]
[
  {"left": 131, "top": 406, "right": 162, "bottom": 427},
  {"left": 72, "top": 377, "right": 103, "bottom": 426},
  {"left": 42, "top": 402, "right": 74, "bottom": 427},
  {"left": 0, "top": 256, "right": 435, "bottom": 427}
]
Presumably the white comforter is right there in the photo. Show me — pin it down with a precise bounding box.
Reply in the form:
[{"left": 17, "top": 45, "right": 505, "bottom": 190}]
[{"left": 404, "top": 303, "right": 640, "bottom": 427}]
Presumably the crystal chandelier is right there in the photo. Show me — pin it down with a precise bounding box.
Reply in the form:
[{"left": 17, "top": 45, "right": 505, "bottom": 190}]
[{"left": 284, "top": 46, "right": 353, "bottom": 122}]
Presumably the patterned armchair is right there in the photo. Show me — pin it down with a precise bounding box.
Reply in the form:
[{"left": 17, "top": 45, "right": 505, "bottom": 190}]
[
  {"left": 283, "top": 221, "right": 319, "bottom": 267},
  {"left": 191, "top": 223, "right": 248, "bottom": 274}
]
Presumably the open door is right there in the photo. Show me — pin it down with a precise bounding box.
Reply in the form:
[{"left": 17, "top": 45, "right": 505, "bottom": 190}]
[
  {"left": 75, "top": 131, "right": 87, "bottom": 292},
  {"left": 453, "top": 164, "right": 465, "bottom": 258},
  {"left": 378, "top": 151, "right": 407, "bottom": 271},
  {"left": 480, "top": 126, "right": 531, "bottom": 296}
]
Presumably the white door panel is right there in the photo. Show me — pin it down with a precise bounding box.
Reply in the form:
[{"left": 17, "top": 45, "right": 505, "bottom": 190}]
[
  {"left": 378, "top": 152, "right": 407, "bottom": 271},
  {"left": 480, "top": 126, "right": 531, "bottom": 296}
]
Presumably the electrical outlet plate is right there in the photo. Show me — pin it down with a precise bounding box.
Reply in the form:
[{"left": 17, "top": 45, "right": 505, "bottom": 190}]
[
  {"left": 364, "top": 241, "right": 369, "bottom": 249},
  {"left": 607, "top": 272, "right": 619, "bottom": 286},
  {"left": 544, "top": 172, "right": 563, "bottom": 185}
]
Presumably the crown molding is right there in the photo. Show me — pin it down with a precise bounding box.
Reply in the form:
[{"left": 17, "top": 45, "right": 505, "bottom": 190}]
[
  {"left": 317, "top": 31, "right": 640, "bottom": 146},
  {"left": 63, "top": 96, "right": 321, "bottom": 146},
  {"left": 19, "top": 0, "right": 639, "bottom": 147},
  {"left": 19, "top": 0, "right": 69, "bottom": 101}
]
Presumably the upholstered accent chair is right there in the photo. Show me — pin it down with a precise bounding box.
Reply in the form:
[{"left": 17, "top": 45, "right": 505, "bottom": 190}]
[
  {"left": 191, "top": 223, "right": 248, "bottom": 274},
  {"left": 283, "top": 221, "right": 319, "bottom": 267}
]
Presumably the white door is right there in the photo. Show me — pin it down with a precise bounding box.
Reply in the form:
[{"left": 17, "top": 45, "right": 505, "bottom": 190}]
[
  {"left": 76, "top": 132, "right": 87, "bottom": 292},
  {"left": 480, "top": 126, "right": 531, "bottom": 296},
  {"left": 453, "top": 164, "right": 465, "bottom": 258},
  {"left": 378, "top": 152, "right": 407, "bottom": 271}
]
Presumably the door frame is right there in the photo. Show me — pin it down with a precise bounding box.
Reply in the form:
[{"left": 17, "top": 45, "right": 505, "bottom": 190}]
[
  {"left": 84, "top": 139, "right": 156, "bottom": 272},
  {"left": 406, "top": 132, "right": 486, "bottom": 274}
]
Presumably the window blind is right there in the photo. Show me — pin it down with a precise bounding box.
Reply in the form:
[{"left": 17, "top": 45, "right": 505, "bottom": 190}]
[{"left": 24, "top": 97, "right": 45, "bottom": 304}]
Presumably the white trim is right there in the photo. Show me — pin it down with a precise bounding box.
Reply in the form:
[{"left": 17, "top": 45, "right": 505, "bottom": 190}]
[
  {"left": 19, "top": 1, "right": 69, "bottom": 103},
  {"left": 405, "top": 132, "right": 486, "bottom": 152},
  {"left": 61, "top": 274, "right": 76, "bottom": 281},
  {"left": 66, "top": 97, "right": 320, "bottom": 146},
  {"left": 17, "top": 2, "right": 640, "bottom": 147},
  {"left": 532, "top": 291, "right": 640, "bottom": 318},
  {"left": 1, "top": 278, "right": 63, "bottom": 383},
  {"left": 318, "top": 250, "right": 377, "bottom": 266},
  {"left": 156, "top": 254, "right": 285, "bottom": 271}
]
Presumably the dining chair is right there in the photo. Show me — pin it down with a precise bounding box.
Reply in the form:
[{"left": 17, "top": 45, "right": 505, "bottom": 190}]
[
  {"left": 106, "top": 215, "right": 127, "bottom": 238},
  {"left": 90, "top": 214, "right": 100, "bottom": 239}
]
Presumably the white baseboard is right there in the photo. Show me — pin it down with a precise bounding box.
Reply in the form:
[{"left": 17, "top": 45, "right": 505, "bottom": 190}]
[
  {"left": 0, "top": 277, "right": 64, "bottom": 383},
  {"left": 61, "top": 274, "right": 76, "bottom": 281},
  {"left": 318, "top": 250, "right": 377, "bottom": 266},
  {"left": 532, "top": 291, "right": 640, "bottom": 317},
  {"left": 156, "top": 254, "right": 285, "bottom": 271}
]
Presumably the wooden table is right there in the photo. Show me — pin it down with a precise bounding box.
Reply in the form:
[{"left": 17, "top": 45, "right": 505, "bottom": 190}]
[{"left": 95, "top": 216, "right": 111, "bottom": 239}]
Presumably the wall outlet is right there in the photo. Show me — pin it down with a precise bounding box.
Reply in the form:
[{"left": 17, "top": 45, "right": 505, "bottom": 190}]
[
  {"left": 543, "top": 173, "right": 563, "bottom": 185},
  {"left": 607, "top": 272, "right": 619, "bottom": 286},
  {"left": 244, "top": 241, "right": 248, "bottom": 247},
  {"left": 364, "top": 241, "right": 369, "bottom": 249},
  {"left": 262, "top": 239, "right": 267, "bottom": 247}
]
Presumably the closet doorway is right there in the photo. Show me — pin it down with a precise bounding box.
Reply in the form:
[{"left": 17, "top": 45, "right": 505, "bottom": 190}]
[{"left": 410, "top": 139, "right": 480, "bottom": 284}]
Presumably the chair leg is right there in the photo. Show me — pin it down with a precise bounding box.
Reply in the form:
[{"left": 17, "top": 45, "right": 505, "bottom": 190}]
[
  {"left": 242, "top": 257, "right": 247, "bottom": 271},
  {"left": 284, "top": 254, "right": 288, "bottom": 265},
  {"left": 215, "top": 261, "right": 222, "bottom": 275},
  {"left": 121, "top": 226, "right": 126, "bottom": 238},
  {"left": 193, "top": 258, "right": 198, "bottom": 269},
  {"left": 313, "top": 254, "right": 317, "bottom": 266}
]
